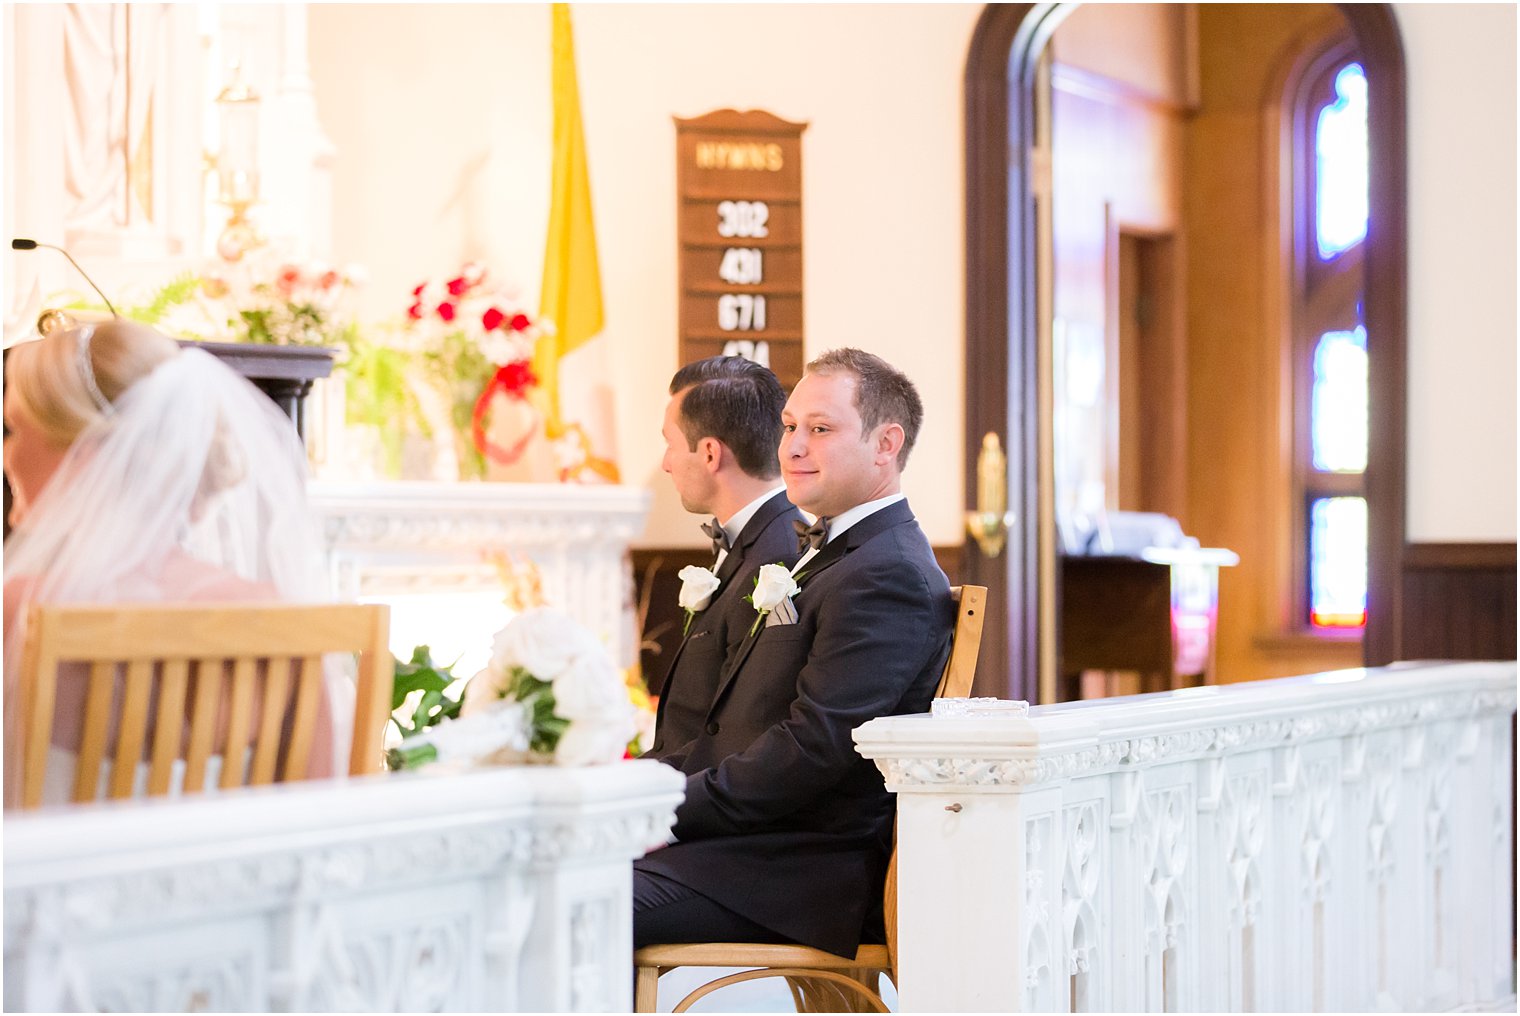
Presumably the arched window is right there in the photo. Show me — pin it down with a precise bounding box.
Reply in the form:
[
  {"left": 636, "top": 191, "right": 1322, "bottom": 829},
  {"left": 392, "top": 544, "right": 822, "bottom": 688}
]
[{"left": 1292, "top": 45, "right": 1368, "bottom": 633}]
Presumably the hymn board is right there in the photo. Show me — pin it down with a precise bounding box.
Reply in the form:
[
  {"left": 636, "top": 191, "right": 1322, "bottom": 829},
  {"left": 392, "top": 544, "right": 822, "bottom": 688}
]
[{"left": 675, "top": 110, "right": 807, "bottom": 389}]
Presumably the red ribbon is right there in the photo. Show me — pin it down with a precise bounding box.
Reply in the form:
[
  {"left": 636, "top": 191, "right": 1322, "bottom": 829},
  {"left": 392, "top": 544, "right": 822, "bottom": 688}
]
[{"left": 470, "top": 365, "right": 539, "bottom": 465}]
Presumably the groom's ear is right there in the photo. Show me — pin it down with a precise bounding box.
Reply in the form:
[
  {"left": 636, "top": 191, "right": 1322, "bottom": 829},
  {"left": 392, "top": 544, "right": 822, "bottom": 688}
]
[
  {"left": 699, "top": 435, "right": 724, "bottom": 471},
  {"left": 873, "top": 422, "right": 905, "bottom": 466}
]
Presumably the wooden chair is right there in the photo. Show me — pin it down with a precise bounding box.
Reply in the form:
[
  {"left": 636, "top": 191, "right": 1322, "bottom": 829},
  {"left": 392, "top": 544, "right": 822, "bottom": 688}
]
[
  {"left": 16, "top": 602, "right": 393, "bottom": 809},
  {"left": 633, "top": 584, "right": 988, "bottom": 1013}
]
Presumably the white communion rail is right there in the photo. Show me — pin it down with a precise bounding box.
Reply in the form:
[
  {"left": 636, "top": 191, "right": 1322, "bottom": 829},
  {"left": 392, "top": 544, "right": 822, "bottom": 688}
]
[
  {"left": 855, "top": 661, "right": 1516, "bottom": 1013},
  {"left": 3, "top": 760, "right": 683, "bottom": 1012}
]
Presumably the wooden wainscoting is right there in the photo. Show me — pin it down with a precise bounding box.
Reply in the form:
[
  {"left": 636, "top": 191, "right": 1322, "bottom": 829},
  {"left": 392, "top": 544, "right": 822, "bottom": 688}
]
[
  {"left": 1400, "top": 542, "right": 1517, "bottom": 661},
  {"left": 634, "top": 542, "right": 1515, "bottom": 697}
]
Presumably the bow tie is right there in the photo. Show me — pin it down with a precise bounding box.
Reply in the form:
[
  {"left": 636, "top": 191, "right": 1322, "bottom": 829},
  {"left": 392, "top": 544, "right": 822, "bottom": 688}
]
[
  {"left": 700, "top": 517, "right": 731, "bottom": 557},
  {"left": 794, "top": 517, "right": 830, "bottom": 554}
]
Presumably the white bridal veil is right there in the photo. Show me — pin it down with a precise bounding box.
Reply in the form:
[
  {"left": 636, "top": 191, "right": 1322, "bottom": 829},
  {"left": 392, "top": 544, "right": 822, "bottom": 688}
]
[
  {"left": 4, "top": 341, "right": 349, "bottom": 804},
  {"left": 4, "top": 345, "right": 326, "bottom": 603}
]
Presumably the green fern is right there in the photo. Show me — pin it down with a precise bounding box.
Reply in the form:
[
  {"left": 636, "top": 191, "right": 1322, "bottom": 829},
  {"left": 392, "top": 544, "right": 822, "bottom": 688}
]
[
  {"left": 53, "top": 273, "right": 201, "bottom": 326},
  {"left": 133, "top": 272, "right": 202, "bottom": 325},
  {"left": 338, "top": 328, "right": 430, "bottom": 476}
]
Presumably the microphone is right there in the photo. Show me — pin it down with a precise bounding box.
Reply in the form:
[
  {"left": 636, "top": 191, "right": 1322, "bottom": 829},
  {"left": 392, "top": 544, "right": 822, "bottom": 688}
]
[{"left": 11, "top": 238, "right": 119, "bottom": 318}]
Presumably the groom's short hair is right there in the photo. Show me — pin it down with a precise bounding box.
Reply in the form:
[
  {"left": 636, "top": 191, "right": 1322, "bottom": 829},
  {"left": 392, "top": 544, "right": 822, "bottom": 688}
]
[
  {"left": 806, "top": 348, "right": 924, "bottom": 470},
  {"left": 669, "top": 356, "right": 785, "bottom": 479}
]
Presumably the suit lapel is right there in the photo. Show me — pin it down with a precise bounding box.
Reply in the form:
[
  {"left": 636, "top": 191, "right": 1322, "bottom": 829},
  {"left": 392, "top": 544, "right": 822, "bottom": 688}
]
[
  {"left": 710, "top": 500, "right": 917, "bottom": 710},
  {"left": 661, "top": 491, "right": 796, "bottom": 702},
  {"left": 718, "top": 490, "right": 793, "bottom": 583},
  {"left": 794, "top": 499, "right": 913, "bottom": 586}
]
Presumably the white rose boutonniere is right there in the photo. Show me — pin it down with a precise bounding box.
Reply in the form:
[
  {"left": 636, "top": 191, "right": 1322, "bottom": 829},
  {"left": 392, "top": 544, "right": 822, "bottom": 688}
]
[
  {"left": 677, "top": 565, "right": 723, "bottom": 635},
  {"left": 746, "top": 562, "right": 801, "bottom": 636}
]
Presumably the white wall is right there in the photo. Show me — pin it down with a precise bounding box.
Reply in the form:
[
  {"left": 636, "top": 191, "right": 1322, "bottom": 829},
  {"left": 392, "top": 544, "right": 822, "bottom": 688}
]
[
  {"left": 1395, "top": 3, "right": 1517, "bottom": 542},
  {"left": 309, "top": 3, "right": 1517, "bottom": 549}
]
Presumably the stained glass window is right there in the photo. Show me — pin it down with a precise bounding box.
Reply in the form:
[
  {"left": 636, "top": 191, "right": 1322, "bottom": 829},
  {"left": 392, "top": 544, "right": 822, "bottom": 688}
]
[
  {"left": 1309, "top": 496, "right": 1367, "bottom": 629},
  {"left": 1311, "top": 324, "right": 1368, "bottom": 471},
  {"left": 1294, "top": 48, "right": 1368, "bottom": 634},
  {"left": 1315, "top": 63, "right": 1368, "bottom": 259}
]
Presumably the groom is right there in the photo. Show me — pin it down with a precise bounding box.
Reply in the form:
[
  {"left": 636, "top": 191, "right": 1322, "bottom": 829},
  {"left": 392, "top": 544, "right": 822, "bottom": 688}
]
[
  {"left": 636, "top": 348, "right": 954, "bottom": 958},
  {"left": 650, "top": 355, "right": 804, "bottom": 763}
]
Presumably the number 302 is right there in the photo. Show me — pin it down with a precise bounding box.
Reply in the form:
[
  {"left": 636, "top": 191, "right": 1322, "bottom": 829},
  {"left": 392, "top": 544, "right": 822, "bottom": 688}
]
[{"left": 716, "top": 200, "right": 769, "bottom": 239}]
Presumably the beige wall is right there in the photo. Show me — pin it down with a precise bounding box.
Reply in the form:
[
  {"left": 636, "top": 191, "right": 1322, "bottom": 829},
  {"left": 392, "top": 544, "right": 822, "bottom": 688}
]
[
  {"left": 309, "top": 3, "right": 1516, "bottom": 553},
  {"left": 309, "top": 3, "right": 981, "bottom": 548},
  {"left": 1395, "top": 3, "right": 1517, "bottom": 543}
]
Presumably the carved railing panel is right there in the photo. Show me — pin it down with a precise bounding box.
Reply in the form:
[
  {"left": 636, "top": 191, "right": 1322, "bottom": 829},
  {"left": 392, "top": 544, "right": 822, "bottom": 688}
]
[
  {"left": 4, "top": 762, "right": 683, "bottom": 1012},
  {"left": 856, "top": 662, "right": 1516, "bottom": 1013}
]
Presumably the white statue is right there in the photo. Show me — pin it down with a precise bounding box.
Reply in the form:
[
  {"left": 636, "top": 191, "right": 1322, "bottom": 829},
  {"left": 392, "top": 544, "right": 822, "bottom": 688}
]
[{"left": 61, "top": 3, "right": 166, "bottom": 237}]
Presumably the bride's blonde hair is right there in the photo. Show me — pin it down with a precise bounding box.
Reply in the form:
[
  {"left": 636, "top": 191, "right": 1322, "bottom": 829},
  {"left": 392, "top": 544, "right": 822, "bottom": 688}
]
[{"left": 6, "top": 320, "right": 179, "bottom": 445}]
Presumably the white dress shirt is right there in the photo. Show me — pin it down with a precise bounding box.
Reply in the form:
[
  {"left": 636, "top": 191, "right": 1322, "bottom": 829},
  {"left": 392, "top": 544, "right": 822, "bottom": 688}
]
[
  {"left": 791, "top": 493, "right": 906, "bottom": 574},
  {"left": 713, "top": 485, "right": 788, "bottom": 571}
]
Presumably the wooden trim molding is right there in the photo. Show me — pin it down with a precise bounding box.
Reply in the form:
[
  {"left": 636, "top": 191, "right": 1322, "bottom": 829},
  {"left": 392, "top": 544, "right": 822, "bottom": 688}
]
[
  {"left": 1403, "top": 542, "right": 1517, "bottom": 571},
  {"left": 1349, "top": 7, "right": 1410, "bottom": 668},
  {"left": 964, "top": 4, "right": 1408, "bottom": 699},
  {"left": 963, "top": 4, "right": 1045, "bottom": 703}
]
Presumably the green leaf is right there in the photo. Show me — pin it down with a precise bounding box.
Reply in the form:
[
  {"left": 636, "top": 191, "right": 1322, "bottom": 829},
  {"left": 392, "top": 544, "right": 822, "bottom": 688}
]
[
  {"left": 390, "top": 646, "right": 454, "bottom": 707},
  {"left": 388, "top": 645, "right": 465, "bottom": 738}
]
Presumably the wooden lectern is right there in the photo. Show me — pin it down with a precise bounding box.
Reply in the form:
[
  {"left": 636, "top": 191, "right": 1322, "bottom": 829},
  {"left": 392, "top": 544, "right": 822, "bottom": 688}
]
[{"left": 1059, "top": 546, "right": 1239, "bottom": 700}]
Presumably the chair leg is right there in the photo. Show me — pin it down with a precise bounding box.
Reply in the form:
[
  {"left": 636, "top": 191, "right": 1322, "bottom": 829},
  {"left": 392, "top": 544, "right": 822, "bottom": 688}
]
[
  {"left": 787, "top": 972, "right": 886, "bottom": 1013},
  {"left": 634, "top": 963, "right": 660, "bottom": 1013},
  {"left": 844, "top": 968, "right": 882, "bottom": 1012},
  {"left": 785, "top": 975, "right": 809, "bottom": 1011}
]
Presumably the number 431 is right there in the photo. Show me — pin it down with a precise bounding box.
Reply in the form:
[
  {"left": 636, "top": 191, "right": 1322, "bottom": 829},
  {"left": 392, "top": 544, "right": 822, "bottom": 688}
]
[{"left": 717, "top": 247, "right": 763, "bottom": 285}]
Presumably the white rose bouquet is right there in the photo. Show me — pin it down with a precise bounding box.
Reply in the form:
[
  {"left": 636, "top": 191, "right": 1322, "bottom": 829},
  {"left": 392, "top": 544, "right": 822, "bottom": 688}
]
[{"left": 387, "top": 607, "right": 639, "bottom": 769}]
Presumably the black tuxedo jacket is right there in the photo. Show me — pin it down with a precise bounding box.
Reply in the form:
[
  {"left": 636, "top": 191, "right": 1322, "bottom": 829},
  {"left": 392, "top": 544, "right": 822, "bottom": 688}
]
[
  {"left": 650, "top": 490, "right": 804, "bottom": 762},
  {"left": 637, "top": 498, "right": 953, "bottom": 956}
]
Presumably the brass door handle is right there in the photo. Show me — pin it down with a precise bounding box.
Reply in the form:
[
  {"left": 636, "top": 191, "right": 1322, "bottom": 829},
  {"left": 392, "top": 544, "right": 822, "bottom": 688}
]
[{"left": 966, "top": 432, "right": 1016, "bottom": 556}]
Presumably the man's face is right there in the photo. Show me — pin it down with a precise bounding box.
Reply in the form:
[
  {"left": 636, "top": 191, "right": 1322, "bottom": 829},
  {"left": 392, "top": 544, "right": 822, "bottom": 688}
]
[
  {"left": 779, "top": 371, "right": 894, "bottom": 518},
  {"left": 660, "top": 388, "right": 716, "bottom": 515}
]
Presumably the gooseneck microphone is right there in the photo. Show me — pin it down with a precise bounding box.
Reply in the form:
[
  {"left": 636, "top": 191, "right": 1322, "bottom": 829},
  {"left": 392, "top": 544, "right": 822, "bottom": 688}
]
[{"left": 11, "top": 238, "right": 120, "bottom": 318}]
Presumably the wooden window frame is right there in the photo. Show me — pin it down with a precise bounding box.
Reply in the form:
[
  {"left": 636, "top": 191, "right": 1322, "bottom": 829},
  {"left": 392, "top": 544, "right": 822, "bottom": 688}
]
[
  {"left": 1290, "top": 39, "right": 1368, "bottom": 639},
  {"left": 963, "top": 5, "right": 1407, "bottom": 698}
]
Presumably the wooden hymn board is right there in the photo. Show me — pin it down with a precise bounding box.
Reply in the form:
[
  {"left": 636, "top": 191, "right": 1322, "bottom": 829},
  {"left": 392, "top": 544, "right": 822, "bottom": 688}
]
[{"left": 675, "top": 110, "right": 807, "bottom": 389}]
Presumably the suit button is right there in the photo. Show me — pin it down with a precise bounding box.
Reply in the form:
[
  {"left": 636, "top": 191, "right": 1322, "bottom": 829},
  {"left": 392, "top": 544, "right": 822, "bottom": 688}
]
[{"left": 705, "top": 721, "right": 720, "bottom": 735}]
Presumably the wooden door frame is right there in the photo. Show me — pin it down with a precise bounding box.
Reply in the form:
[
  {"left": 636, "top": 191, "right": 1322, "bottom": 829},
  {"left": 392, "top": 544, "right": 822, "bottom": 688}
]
[{"left": 963, "top": 4, "right": 1408, "bottom": 700}]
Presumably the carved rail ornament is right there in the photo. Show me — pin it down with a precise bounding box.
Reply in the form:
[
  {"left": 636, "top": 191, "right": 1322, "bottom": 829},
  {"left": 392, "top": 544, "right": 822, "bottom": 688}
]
[
  {"left": 856, "top": 662, "right": 1515, "bottom": 1013},
  {"left": 4, "top": 762, "right": 683, "bottom": 1013},
  {"left": 868, "top": 677, "right": 1516, "bottom": 790}
]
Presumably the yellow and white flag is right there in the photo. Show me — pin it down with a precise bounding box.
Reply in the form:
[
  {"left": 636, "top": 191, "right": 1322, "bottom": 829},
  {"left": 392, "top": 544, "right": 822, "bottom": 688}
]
[{"left": 536, "top": 2, "right": 619, "bottom": 483}]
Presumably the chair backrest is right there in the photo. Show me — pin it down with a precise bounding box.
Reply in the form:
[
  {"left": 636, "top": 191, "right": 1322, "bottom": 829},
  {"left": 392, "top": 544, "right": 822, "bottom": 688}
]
[
  {"left": 935, "top": 584, "right": 986, "bottom": 699},
  {"left": 885, "top": 584, "right": 987, "bottom": 971},
  {"left": 17, "top": 602, "right": 393, "bottom": 809}
]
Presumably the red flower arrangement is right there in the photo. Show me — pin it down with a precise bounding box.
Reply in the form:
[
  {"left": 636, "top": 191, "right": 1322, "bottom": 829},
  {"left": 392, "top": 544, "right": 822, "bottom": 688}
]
[{"left": 405, "top": 264, "right": 549, "bottom": 477}]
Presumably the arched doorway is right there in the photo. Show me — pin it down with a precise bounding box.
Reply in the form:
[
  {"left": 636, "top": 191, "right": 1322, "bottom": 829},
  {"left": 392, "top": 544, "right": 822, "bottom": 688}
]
[{"left": 962, "top": 4, "right": 1407, "bottom": 702}]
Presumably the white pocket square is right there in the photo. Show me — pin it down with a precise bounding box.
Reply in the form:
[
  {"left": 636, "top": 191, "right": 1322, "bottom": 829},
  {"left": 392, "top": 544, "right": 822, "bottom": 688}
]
[{"left": 765, "top": 596, "right": 799, "bottom": 627}]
